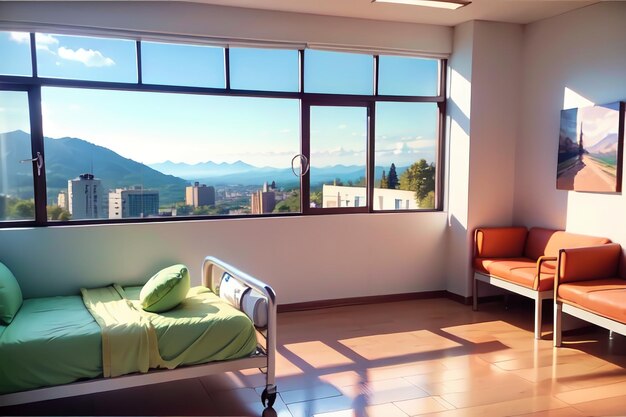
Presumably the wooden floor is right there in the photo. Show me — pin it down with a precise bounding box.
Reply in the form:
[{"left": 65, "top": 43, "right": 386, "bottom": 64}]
[{"left": 2, "top": 297, "right": 626, "bottom": 416}]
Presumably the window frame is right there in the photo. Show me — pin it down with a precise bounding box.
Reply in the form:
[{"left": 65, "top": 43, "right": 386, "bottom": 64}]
[{"left": 0, "top": 29, "right": 447, "bottom": 228}]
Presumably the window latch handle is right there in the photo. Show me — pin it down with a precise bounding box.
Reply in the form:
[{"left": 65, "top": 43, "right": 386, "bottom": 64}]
[
  {"left": 291, "top": 154, "right": 309, "bottom": 178},
  {"left": 20, "top": 152, "right": 44, "bottom": 176}
]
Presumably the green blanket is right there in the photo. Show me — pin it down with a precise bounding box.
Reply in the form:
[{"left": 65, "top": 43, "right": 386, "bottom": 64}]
[
  {"left": 81, "top": 285, "right": 258, "bottom": 378},
  {"left": 81, "top": 284, "right": 156, "bottom": 377}
]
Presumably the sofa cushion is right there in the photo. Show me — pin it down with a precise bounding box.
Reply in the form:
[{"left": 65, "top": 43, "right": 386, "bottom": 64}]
[
  {"left": 475, "top": 227, "right": 528, "bottom": 258},
  {"left": 544, "top": 231, "right": 611, "bottom": 258},
  {"left": 477, "top": 258, "right": 556, "bottom": 291},
  {"left": 558, "top": 243, "right": 621, "bottom": 284},
  {"left": 524, "top": 228, "right": 559, "bottom": 260},
  {"left": 558, "top": 279, "right": 626, "bottom": 324},
  {"left": 474, "top": 257, "right": 530, "bottom": 276}
]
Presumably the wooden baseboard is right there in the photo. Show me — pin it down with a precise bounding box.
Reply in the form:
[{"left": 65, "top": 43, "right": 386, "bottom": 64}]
[
  {"left": 445, "top": 292, "right": 471, "bottom": 305},
  {"left": 278, "top": 290, "right": 447, "bottom": 313}
]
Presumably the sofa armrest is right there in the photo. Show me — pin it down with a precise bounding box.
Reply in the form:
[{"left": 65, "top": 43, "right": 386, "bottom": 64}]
[
  {"left": 474, "top": 227, "right": 528, "bottom": 258},
  {"left": 532, "top": 256, "right": 557, "bottom": 290},
  {"left": 557, "top": 243, "right": 622, "bottom": 286}
]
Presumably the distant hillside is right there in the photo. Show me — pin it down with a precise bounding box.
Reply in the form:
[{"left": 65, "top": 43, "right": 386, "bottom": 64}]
[
  {"left": 151, "top": 159, "right": 408, "bottom": 188},
  {"left": 0, "top": 130, "right": 188, "bottom": 205},
  {"left": 587, "top": 133, "right": 618, "bottom": 155},
  {"left": 149, "top": 160, "right": 258, "bottom": 179}
]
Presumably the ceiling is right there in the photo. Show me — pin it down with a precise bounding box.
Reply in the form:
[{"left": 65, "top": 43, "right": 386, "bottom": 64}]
[{"left": 169, "top": 0, "right": 599, "bottom": 26}]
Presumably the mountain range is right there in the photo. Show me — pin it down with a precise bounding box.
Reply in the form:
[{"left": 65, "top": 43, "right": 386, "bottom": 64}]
[
  {"left": 1, "top": 130, "right": 188, "bottom": 204},
  {"left": 1, "top": 130, "right": 410, "bottom": 205},
  {"left": 149, "top": 160, "right": 407, "bottom": 186},
  {"left": 587, "top": 132, "right": 618, "bottom": 156}
]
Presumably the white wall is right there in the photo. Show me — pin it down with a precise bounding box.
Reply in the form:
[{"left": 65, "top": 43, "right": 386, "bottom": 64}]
[
  {"left": 515, "top": 2, "right": 626, "bottom": 245},
  {"left": 446, "top": 20, "right": 523, "bottom": 297},
  {"left": 0, "top": 213, "right": 448, "bottom": 302},
  {"left": 445, "top": 21, "right": 474, "bottom": 297}
]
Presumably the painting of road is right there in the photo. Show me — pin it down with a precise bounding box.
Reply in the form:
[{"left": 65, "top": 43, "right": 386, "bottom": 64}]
[{"left": 557, "top": 102, "right": 624, "bottom": 192}]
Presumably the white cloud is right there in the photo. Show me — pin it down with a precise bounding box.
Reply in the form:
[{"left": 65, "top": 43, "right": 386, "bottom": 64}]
[
  {"left": 10, "top": 32, "right": 30, "bottom": 44},
  {"left": 58, "top": 47, "right": 115, "bottom": 67},
  {"left": 34, "top": 33, "right": 60, "bottom": 54},
  {"left": 338, "top": 124, "right": 347, "bottom": 129}
]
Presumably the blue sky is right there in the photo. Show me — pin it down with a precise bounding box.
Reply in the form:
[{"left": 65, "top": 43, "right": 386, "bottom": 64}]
[{"left": 1, "top": 31, "right": 438, "bottom": 168}]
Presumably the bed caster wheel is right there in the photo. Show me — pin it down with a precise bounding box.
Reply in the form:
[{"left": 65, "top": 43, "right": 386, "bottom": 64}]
[{"left": 261, "top": 388, "right": 277, "bottom": 408}]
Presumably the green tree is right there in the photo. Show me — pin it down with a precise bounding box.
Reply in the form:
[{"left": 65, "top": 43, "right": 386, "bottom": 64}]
[
  {"left": 47, "top": 205, "right": 71, "bottom": 221},
  {"left": 11, "top": 200, "right": 35, "bottom": 219},
  {"left": 273, "top": 191, "right": 300, "bottom": 213},
  {"left": 399, "top": 159, "right": 436, "bottom": 204},
  {"left": 419, "top": 191, "right": 435, "bottom": 209},
  {"left": 379, "top": 170, "right": 388, "bottom": 189},
  {"left": 310, "top": 190, "right": 323, "bottom": 208},
  {"left": 388, "top": 163, "right": 399, "bottom": 189}
]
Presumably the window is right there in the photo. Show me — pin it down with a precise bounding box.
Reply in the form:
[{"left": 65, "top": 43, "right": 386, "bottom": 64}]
[
  {"left": 0, "top": 32, "right": 32, "bottom": 76},
  {"left": 230, "top": 48, "right": 299, "bottom": 92},
  {"left": 42, "top": 87, "right": 300, "bottom": 221},
  {"left": 307, "top": 105, "right": 368, "bottom": 211},
  {"left": 378, "top": 55, "right": 439, "bottom": 96},
  {"left": 0, "top": 90, "right": 34, "bottom": 221},
  {"left": 374, "top": 102, "right": 438, "bottom": 210},
  {"left": 304, "top": 50, "right": 373, "bottom": 95},
  {"left": 141, "top": 41, "right": 225, "bottom": 88},
  {"left": 36, "top": 33, "right": 137, "bottom": 83},
  {"left": 0, "top": 30, "right": 444, "bottom": 226}
]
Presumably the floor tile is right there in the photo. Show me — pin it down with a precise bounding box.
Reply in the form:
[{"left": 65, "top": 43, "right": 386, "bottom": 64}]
[{"left": 394, "top": 396, "right": 455, "bottom": 416}]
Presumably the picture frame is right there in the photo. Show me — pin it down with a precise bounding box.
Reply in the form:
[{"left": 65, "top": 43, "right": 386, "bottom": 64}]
[{"left": 557, "top": 101, "right": 625, "bottom": 192}]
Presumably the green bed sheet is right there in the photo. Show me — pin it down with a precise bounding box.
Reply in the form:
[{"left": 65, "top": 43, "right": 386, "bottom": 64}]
[
  {"left": 0, "top": 295, "right": 102, "bottom": 394},
  {"left": 0, "top": 286, "right": 258, "bottom": 394}
]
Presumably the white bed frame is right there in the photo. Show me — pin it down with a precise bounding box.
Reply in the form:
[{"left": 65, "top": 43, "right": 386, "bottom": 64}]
[{"left": 0, "top": 256, "right": 278, "bottom": 408}]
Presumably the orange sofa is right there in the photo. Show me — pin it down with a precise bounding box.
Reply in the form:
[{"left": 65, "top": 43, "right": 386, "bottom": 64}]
[
  {"left": 554, "top": 243, "right": 626, "bottom": 346},
  {"left": 473, "top": 226, "right": 610, "bottom": 339}
]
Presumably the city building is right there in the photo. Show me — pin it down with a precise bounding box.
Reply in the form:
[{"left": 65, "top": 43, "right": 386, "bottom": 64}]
[
  {"left": 108, "top": 186, "right": 159, "bottom": 219},
  {"left": 67, "top": 173, "right": 102, "bottom": 219},
  {"left": 57, "top": 191, "right": 68, "bottom": 210},
  {"left": 185, "top": 182, "right": 215, "bottom": 207},
  {"left": 250, "top": 182, "right": 276, "bottom": 214},
  {"left": 321, "top": 185, "right": 418, "bottom": 210}
]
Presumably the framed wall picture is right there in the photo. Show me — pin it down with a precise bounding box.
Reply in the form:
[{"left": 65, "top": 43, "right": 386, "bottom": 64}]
[{"left": 557, "top": 101, "right": 625, "bottom": 192}]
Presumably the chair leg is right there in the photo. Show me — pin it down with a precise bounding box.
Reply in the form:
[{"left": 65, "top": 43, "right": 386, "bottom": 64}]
[
  {"left": 534, "top": 297, "right": 542, "bottom": 340},
  {"left": 554, "top": 301, "right": 562, "bottom": 347},
  {"left": 472, "top": 275, "right": 478, "bottom": 311}
]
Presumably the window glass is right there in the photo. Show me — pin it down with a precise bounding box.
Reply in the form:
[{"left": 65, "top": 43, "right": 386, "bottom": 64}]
[
  {"left": 230, "top": 48, "right": 299, "bottom": 92},
  {"left": 0, "top": 90, "right": 34, "bottom": 221},
  {"left": 41, "top": 87, "right": 300, "bottom": 221},
  {"left": 36, "top": 33, "right": 137, "bottom": 83},
  {"left": 374, "top": 102, "right": 438, "bottom": 210},
  {"left": 309, "top": 106, "right": 368, "bottom": 209},
  {"left": 141, "top": 41, "right": 225, "bottom": 88},
  {"left": 0, "top": 32, "right": 32, "bottom": 76},
  {"left": 378, "top": 55, "right": 438, "bottom": 96},
  {"left": 304, "top": 50, "right": 373, "bottom": 95}
]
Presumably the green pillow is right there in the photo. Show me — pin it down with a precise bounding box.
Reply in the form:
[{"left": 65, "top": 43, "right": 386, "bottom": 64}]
[
  {"left": 0, "top": 262, "right": 23, "bottom": 325},
  {"left": 140, "top": 264, "right": 190, "bottom": 313}
]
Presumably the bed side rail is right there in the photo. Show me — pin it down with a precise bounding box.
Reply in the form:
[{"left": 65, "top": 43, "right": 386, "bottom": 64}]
[{"left": 201, "top": 256, "right": 277, "bottom": 405}]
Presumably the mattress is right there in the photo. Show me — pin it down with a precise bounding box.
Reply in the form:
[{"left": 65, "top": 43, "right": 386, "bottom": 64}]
[
  {"left": 0, "top": 295, "right": 102, "bottom": 394},
  {"left": 0, "top": 286, "right": 258, "bottom": 394}
]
